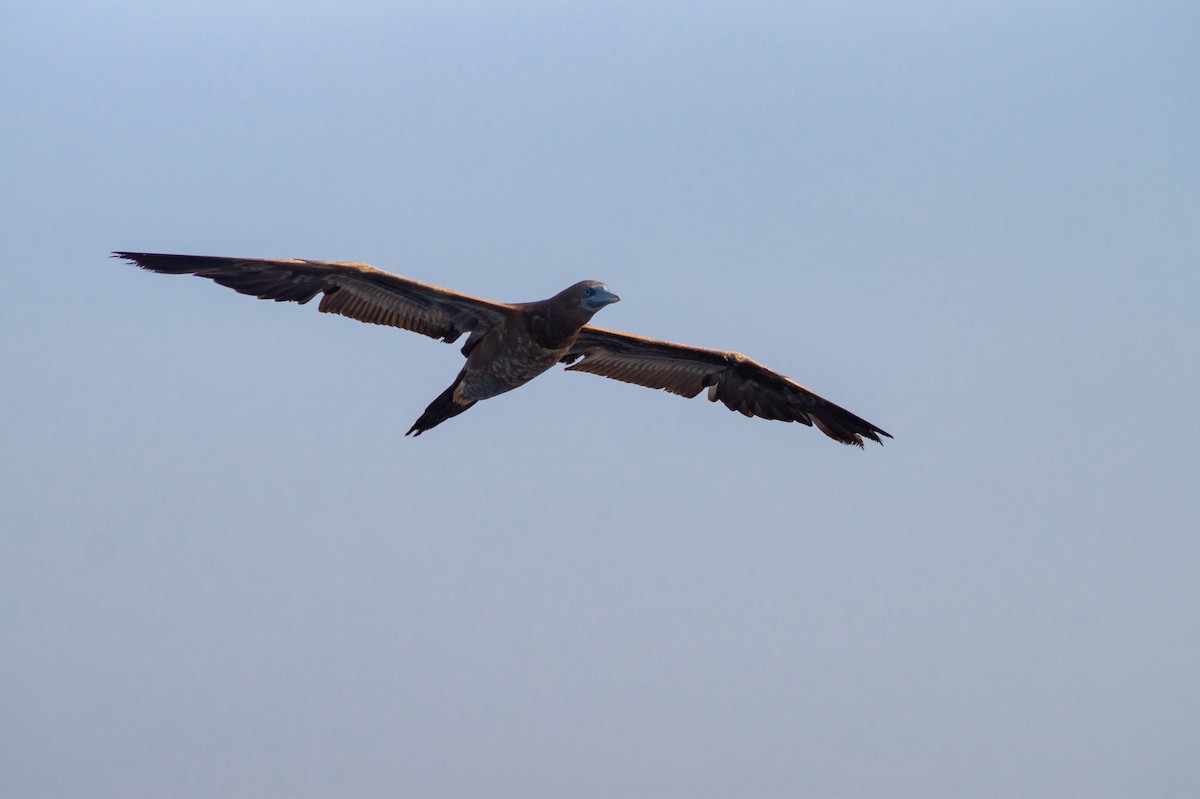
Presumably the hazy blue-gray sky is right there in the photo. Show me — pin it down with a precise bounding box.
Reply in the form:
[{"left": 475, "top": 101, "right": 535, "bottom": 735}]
[{"left": 3, "top": 2, "right": 1198, "bottom": 797}]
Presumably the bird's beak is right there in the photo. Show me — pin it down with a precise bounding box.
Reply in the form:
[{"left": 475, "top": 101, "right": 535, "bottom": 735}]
[{"left": 588, "top": 288, "right": 620, "bottom": 309}]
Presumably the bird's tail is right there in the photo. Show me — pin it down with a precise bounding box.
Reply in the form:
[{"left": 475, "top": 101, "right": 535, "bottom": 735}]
[{"left": 406, "top": 371, "right": 477, "bottom": 436}]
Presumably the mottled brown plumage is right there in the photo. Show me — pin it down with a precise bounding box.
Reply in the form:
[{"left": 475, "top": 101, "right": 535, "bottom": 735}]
[{"left": 115, "top": 252, "right": 891, "bottom": 446}]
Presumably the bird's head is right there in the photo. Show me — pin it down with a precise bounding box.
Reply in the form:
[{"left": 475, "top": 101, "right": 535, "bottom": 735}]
[{"left": 575, "top": 281, "right": 621, "bottom": 313}]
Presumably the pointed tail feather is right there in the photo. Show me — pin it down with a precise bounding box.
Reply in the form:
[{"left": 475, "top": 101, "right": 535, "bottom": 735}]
[{"left": 406, "top": 373, "right": 476, "bottom": 436}]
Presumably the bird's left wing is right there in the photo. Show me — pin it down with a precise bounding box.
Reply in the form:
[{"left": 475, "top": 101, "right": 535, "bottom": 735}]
[
  {"left": 114, "top": 252, "right": 511, "bottom": 344},
  {"left": 562, "top": 326, "right": 891, "bottom": 447}
]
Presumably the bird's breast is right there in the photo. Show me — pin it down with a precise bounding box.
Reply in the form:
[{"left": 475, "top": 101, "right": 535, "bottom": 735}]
[{"left": 459, "top": 334, "right": 567, "bottom": 401}]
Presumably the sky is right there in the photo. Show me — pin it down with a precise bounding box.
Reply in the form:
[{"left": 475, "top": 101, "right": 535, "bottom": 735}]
[{"left": 2, "top": 2, "right": 1198, "bottom": 797}]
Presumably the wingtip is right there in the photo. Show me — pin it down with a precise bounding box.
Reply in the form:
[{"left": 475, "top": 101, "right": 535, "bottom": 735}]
[
  {"left": 860, "top": 428, "right": 892, "bottom": 447},
  {"left": 864, "top": 427, "right": 892, "bottom": 446},
  {"left": 112, "top": 251, "right": 157, "bottom": 270}
]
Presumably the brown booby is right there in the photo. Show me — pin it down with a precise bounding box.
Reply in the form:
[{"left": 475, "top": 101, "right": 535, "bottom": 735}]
[{"left": 115, "top": 252, "right": 891, "bottom": 446}]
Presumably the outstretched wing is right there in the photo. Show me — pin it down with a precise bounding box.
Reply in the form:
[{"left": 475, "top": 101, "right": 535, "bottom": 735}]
[
  {"left": 114, "top": 252, "right": 511, "bottom": 344},
  {"left": 562, "top": 326, "right": 891, "bottom": 447}
]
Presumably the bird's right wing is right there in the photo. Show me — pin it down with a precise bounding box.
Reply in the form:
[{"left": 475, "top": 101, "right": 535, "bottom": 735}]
[
  {"left": 563, "top": 325, "right": 891, "bottom": 447},
  {"left": 114, "top": 252, "right": 511, "bottom": 344}
]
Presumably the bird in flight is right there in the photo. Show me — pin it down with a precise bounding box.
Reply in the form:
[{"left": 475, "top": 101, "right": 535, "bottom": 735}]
[{"left": 115, "top": 252, "right": 891, "bottom": 446}]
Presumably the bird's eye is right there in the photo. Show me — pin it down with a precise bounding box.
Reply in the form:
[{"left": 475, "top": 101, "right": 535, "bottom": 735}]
[{"left": 584, "top": 287, "right": 594, "bottom": 296}]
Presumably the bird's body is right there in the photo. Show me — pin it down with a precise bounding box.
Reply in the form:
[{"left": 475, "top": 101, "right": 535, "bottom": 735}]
[
  {"left": 115, "top": 252, "right": 891, "bottom": 447},
  {"left": 406, "top": 282, "right": 616, "bottom": 434},
  {"left": 464, "top": 289, "right": 605, "bottom": 400}
]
